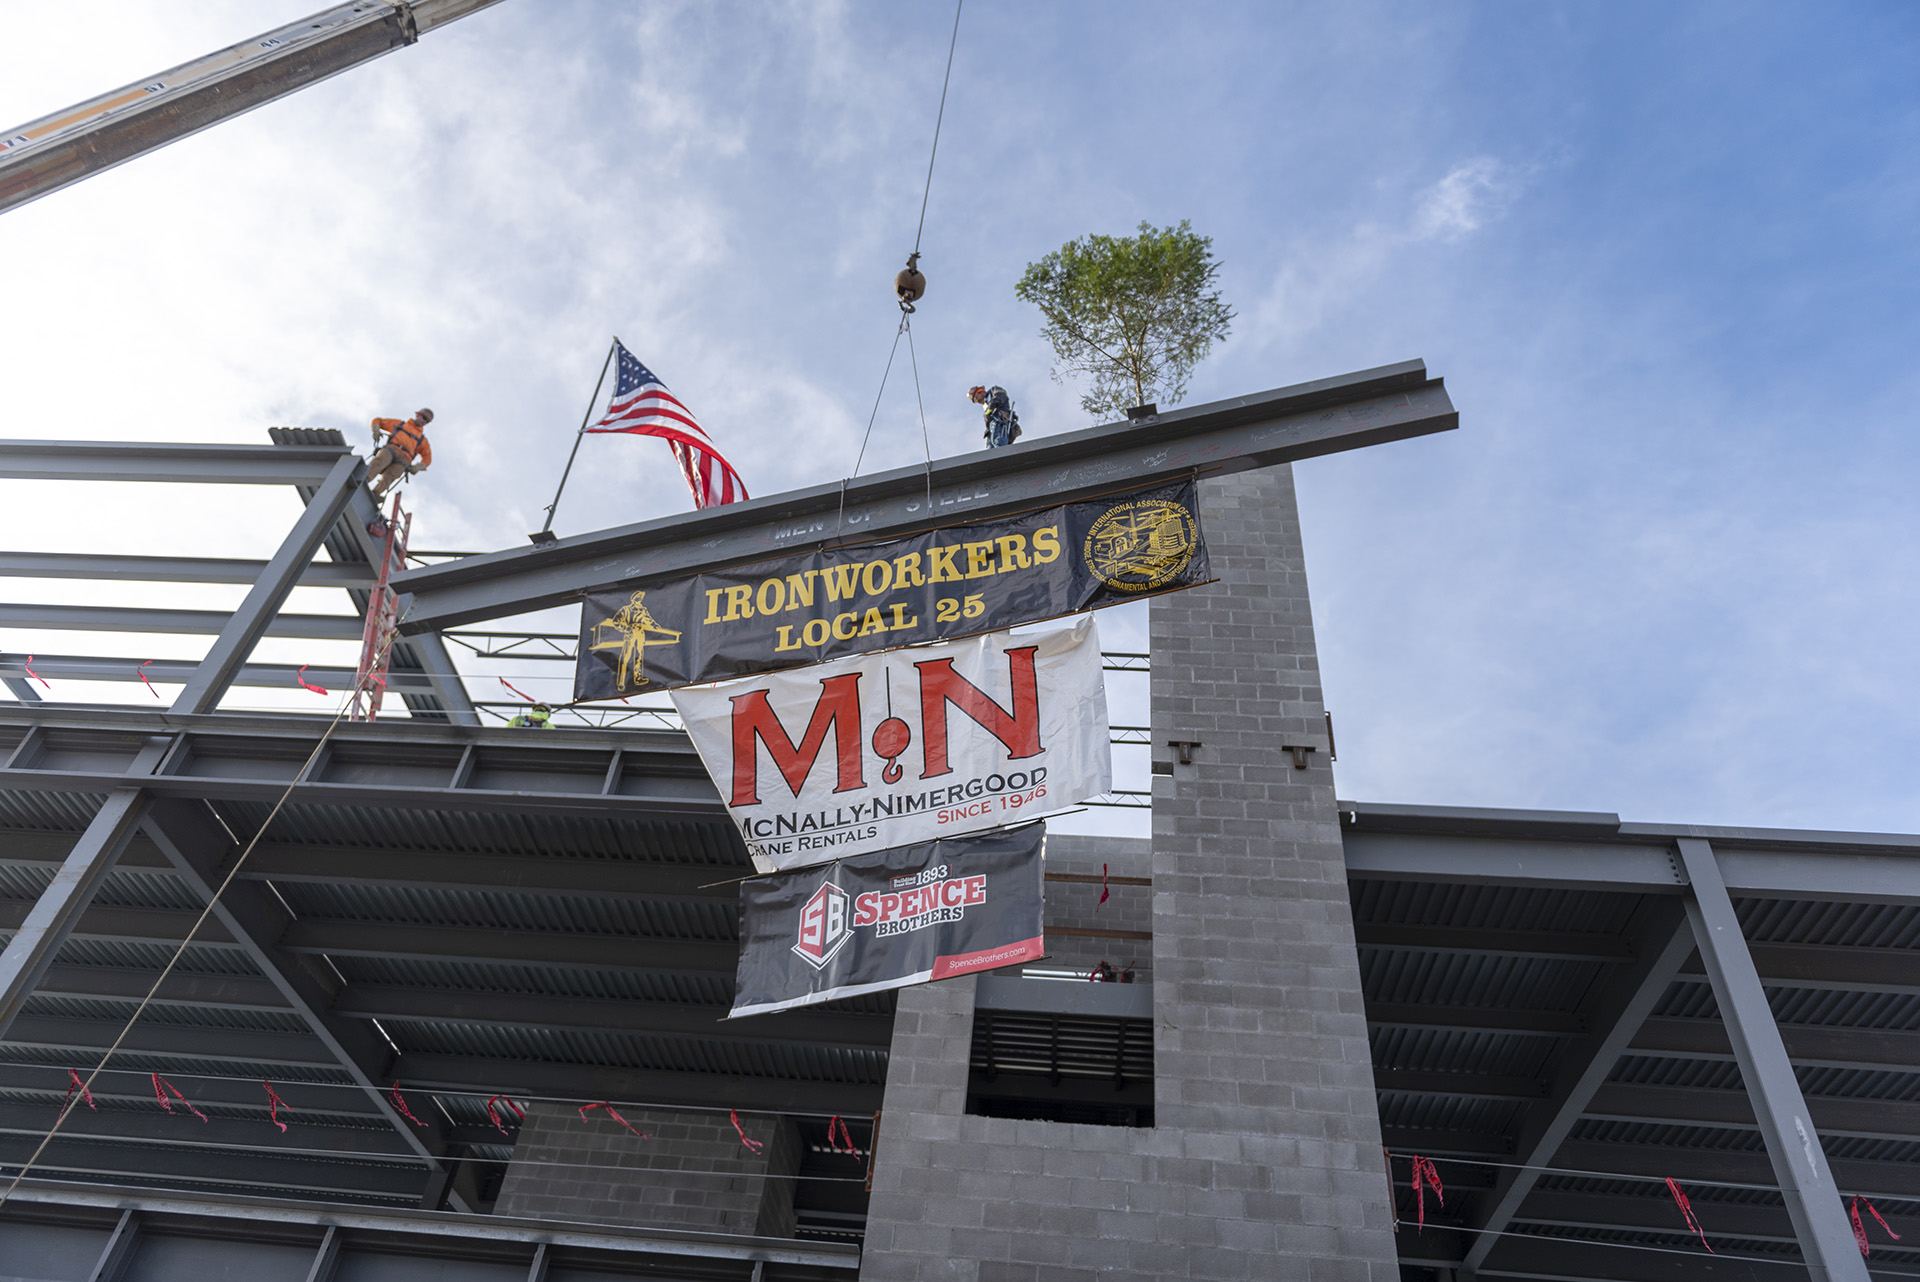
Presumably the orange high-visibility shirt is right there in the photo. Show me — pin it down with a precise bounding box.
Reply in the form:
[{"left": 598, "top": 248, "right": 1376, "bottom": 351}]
[{"left": 371, "top": 417, "right": 432, "bottom": 468}]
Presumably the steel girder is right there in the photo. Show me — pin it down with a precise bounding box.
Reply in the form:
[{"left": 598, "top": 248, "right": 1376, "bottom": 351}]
[
  {"left": 0, "top": 1, "right": 508, "bottom": 217},
  {"left": 0, "top": 603, "right": 364, "bottom": 641},
  {"left": 388, "top": 360, "right": 1458, "bottom": 632},
  {"left": 0, "top": 1180, "right": 862, "bottom": 1273},
  {"left": 1342, "top": 824, "right": 1920, "bottom": 904},
  {"left": 389, "top": 1053, "right": 883, "bottom": 1116},
  {"left": 0, "top": 550, "right": 371, "bottom": 588},
  {"left": 0, "top": 439, "right": 352, "bottom": 485}
]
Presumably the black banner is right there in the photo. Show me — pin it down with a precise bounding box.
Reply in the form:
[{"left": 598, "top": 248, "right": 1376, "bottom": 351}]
[
  {"left": 728, "top": 824, "right": 1045, "bottom": 1017},
  {"left": 575, "top": 478, "right": 1208, "bottom": 699}
]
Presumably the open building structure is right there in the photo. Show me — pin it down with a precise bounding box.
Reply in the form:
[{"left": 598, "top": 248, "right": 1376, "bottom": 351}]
[{"left": 1, "top": 362, "right": 1916, "bottom": 1282}]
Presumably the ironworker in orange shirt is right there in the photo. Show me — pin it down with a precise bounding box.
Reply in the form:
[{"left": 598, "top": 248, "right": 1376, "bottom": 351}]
[{"left": 368, "top": 408, "right": 434, "bottom": 499}]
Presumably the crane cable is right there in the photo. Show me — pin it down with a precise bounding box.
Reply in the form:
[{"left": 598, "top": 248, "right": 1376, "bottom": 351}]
[{"left": 841, "top": 0, "right": 963, "bottom": 531}]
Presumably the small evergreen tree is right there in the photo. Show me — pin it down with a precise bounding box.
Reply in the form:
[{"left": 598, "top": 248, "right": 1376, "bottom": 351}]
[{"left": 1016, "top": 220, "right": 1233, "bottom": 418}]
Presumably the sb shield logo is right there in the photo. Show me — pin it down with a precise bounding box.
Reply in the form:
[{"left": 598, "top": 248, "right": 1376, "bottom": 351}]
[{"left": 792, "top": 880, "right": 852, "bottom": 970}]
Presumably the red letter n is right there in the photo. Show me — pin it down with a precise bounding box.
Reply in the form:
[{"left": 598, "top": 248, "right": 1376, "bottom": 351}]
[
  {"left": 915, "top": 646, "right": 1042, "bottom": 779},
  {"left": 729, "top": 673, "right": 865, "bottom": 805}
]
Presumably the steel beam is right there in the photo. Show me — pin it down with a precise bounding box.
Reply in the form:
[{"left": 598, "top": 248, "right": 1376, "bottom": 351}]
[
  {"left": 238, "top": 844, "right": 735, "bottom": 902},
  {"left": 1552, "top": 1139, "right": 1920, "bottom": 1200},
  {"left": 0, "top": 747, "right": 162, "bottom": 1039},
  {"left": 0, "top": 1016, "right": 340, "bottom": 1068},
  {"left": 3, "top": 676, "right": 43, "bottom": 702},
  {"left": 0, "top": 1, "right": 507, "bottom": 217},
  {"left": 0, "top": 1180, "right": 864, "bottom": 1269},
  {"left": 1472, "top": 1235, "right": 1812, "bottom": 1282},
  {"left": 1458, "top": 901, "right": 1695, "bottom": 1280},
  {"left": 1587, "top": 1081, "right": 1920, "bottom": 1140},
  {"left": 1371, "top": 1070, "right": 1548, "bottom": 1099},
  {"left": 1681, "top": 942, "right": 1920, "bottom": 994},
  {"left": 173, "top": 453, "right": 362, "bottom": 715},
  {"left": 0, "top": 1065, "right": 377, "bottom": 1122},
  {"left": 1354, "top": 922, "right": 1633, "bottom": 962},
  {"left": 0, "top": 1136, "right": 426, "bottom": 1202},
  {"left": 1675, "top": 836, "right": 1868, "bottom": 1282},
  {"left": 1629, "top": 1014, "right": 1920, "bottom": 1071},
  {"left": 1363, "top": 1002, "right": 1586, "bottom": 1036},
  {"left": 0, "top": 603, "right": 364, "bottom": 641},
  {"left": 0, "top": 1102, "right": 410, "bottom": 1159},
  {"left": 138, "top": 798, "right": 462, "bottom": 1207},
  {"left": 391, "top": 1053, "right": 883, "bottom": 1115},
  {"left": 0, "top": 440, "right": 350, "bottom": 485},
  {"left": 0, "top": 551, "right": 370, "bottom": 587},
  {"left": 281, "top": 919, "right": 738, "bottom": 973},
  {"left": 335, "top": 985, "right": 892, "bottom": 1048},
  {"left": 390, "top": 360, "right": 1457, "bottom": 632},
  {"left": 0, "top": 654, "right": 439, "bottom": 693}
]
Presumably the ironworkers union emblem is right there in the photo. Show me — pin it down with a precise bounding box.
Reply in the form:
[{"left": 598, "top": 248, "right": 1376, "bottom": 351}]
[
  {"left": 1083, "top": 497, "right": 1200, "bottom": 592},
  {"left": 792, "top": 879, "right": 852, "bottom": 970}
]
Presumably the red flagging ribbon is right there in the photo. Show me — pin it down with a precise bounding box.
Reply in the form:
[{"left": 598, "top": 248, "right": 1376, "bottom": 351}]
[
  {"left": 262, "top": 1081, "right": 289, "bottom": 1133},
  {"left": 388, "top": 1081, "right": 429, "bottom": 1128},
  {"left": 295, "top": 664, "right": 328, "bottom": 695},
  {"left": 579, "top": 1101, "right": 650, "bottom": 1138},
  {"left": 488, "top": 1094, "right": 525, "bottom": 1135},
  {"left": 499, "top": 676, "right": 539, "bottom": 704},
  {"left": 137, "top": 660, "right": 161, "bottom": 699},
  {"left": 1852, "top": 1195, "right": 1902, "bottom": 1256},
  {"left": 1411, "top": 1155, "right": 1444, "bottom": 1231},
  {"left": 23, "top": 655, "right": 50, "bottom": 689},
  {"left": 731, "top": 1108, "right": 765, "bottom": 1153},
  {"left": 152, "top": 1073, "right": 207, "bottom": 1123},
  {"left": 1666, "top": 1177, "right": 1713, "bottom": 1252},
  {"left": 62, "top": 1069, "right": 95, "bottom": 1115},
  {"left": 1099, "top": 863, "right": 1110, "bottom": 906},
  {"left": 827, "top": 1115, "right": 857, "bottom": 1155}
]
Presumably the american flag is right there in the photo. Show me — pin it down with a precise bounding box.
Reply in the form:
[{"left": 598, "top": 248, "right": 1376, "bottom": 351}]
[{"left": 585, "top": 341, "right": 748, "bottom": 509}]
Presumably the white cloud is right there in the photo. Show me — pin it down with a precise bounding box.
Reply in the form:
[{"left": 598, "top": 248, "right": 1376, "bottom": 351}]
[{"left": 1412, "top": 156, "right": 1515, "bottom": 242}]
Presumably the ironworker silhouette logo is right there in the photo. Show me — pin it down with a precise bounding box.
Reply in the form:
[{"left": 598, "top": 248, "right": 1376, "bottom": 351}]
[
  {"left": 1083, "top": 498, "right": 1200, "bottom": 592},
  {"left": 587, "top": 590, "right": 683, "bottom": 690},
  {"left": 792, "top": 879, "right": 852, "bottom": 970}
]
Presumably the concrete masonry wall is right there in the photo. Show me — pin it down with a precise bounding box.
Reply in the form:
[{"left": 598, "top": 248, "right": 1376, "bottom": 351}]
[
  {"left": 856, "top": 465, "right": 1399, "bottom": 1281},
  {"left": 495, "top": 1103, "right": 801, "bottom": 1237}
]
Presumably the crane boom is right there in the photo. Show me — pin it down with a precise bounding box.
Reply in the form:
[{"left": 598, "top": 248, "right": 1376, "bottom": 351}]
[{"left": 0, "top": 0, "right": 505, "bottom": 216}]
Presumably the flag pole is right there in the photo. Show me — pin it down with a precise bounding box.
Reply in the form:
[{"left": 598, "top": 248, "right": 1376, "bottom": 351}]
[{"left": 531, "top": 337, "right": 618, "bottom": 543}]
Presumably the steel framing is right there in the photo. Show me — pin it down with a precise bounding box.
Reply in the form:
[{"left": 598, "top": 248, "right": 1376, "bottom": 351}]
[{"left": 387, "top": 360, "right": 1458, "bottom": 631}]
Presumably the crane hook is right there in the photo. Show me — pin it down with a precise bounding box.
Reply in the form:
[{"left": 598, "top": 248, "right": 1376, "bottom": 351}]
[{"left": 895, "top": 251, "right": 926, "bottom": 314}]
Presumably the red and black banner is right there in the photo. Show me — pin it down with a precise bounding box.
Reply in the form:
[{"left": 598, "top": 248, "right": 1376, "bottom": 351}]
[
  {"left": 575, "top": 478, "right": 1207, "bottom": 699},
  {"left": 728, "top": 824, "right": 1045, "bottom": 1018}
]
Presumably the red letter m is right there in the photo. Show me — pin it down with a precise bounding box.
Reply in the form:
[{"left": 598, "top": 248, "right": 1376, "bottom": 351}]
[
  {"left": 729, "top": 673, "right": 865, "bottom": 806},
  {"left": 914, "top": 646, "right": 1042, "bottom": 779}
]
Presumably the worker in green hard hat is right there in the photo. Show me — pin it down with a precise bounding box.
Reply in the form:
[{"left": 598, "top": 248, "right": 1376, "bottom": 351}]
[{"left": 507, "top": 702, "right": 554, "bottom": 729}]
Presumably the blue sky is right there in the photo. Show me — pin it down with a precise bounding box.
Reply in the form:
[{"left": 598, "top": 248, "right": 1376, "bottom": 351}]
[{"left": 1, "top": 2, "right": 1916, "bottom": 835}]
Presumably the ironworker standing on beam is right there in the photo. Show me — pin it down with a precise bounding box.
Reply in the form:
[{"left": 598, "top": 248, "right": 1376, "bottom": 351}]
[
  {"left": 969, "top": 385, "right": 1020, "bottom": 449},
  {"left": 368, "top": 408, "right": 434, "bottom": 499}
]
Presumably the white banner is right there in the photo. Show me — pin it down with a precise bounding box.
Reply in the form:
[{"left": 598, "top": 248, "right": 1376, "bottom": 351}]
[{"left": 672, "top": 618, "right": 1111, "bottom": 871}]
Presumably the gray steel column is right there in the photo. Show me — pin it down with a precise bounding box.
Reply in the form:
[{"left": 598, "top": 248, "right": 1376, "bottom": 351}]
[
  {"left": 172, "top": 453, "right": 361, "bottom": 716},
  {"left": 87, "top": 1208, "right": 141, "bottom": 1282},
  {"left": 1675, "top": 836, "right": 1868, "bottom": 1282},
  {"left": 0, "top": 735, "right": 167, "bottom": 1038}
]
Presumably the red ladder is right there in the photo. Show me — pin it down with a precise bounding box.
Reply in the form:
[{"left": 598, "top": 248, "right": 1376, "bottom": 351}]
[{"left": 350, "top": 494, "right": 410, "bottom": 720}]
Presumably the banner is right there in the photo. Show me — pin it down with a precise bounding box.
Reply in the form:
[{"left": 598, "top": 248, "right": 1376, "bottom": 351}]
[
  {"left": 575, "top": 478, "right": 1207, "bottom": 699},
  {"left": 729, "top": 824, "right": 1045, "bottom": 1018},
  {"left": 672, "top": 618, "right": 1110, "bottom": 872}
]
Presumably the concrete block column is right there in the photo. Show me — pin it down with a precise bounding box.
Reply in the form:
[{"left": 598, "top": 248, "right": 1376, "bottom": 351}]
[{"left": 858, "top": 466, "right": 1399, "bottom": 1280}]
